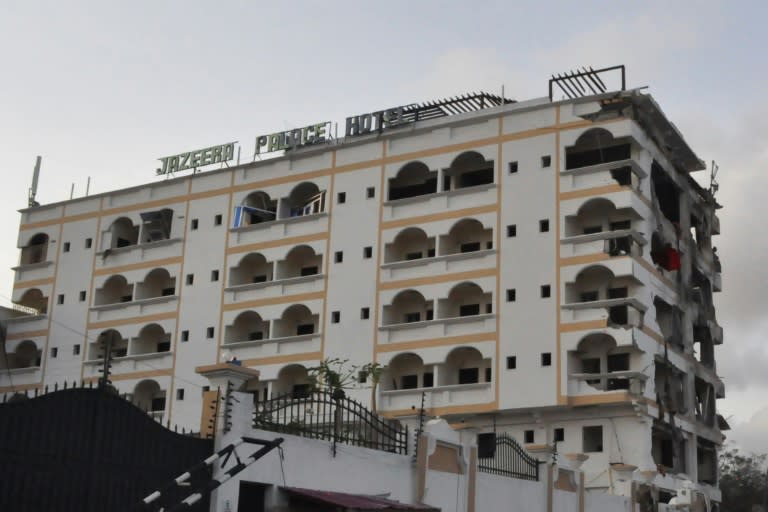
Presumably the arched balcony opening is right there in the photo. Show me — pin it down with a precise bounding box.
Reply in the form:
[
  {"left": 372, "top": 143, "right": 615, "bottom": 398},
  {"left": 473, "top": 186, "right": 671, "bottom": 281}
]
[
  {"left": 273, "top": 304, "right": 318, "bottom": 338},
  {"left": 230, "top": 252, "right": 273, "bottom": 286},
  {"left": 439, "top": 218, "right": 493, "bottom": 256},
  {"left": 135, "top": 268, "right": 176, "bottom": 300},
  {"left": 384, "top": 228, "right": 435, "bottom": 263},
  {"left": 273, "top": 364, "right": 311, "bottom": 397},
  {"left": 20, "top": 233, "right": 49, "bottom": 265},
  {"left": 568, "top": 333, "right": 632, "bottom": 391},
  {"left": 565, "top": 265, "right": 617, "bottom": 304},
  {"left": 132, "top": 323, "right": 171, "bottom": 355},
  {"left": 383, "top": 290, "right": 432, "bottom": 325},
  {"left": 276, "top": 245, "right": 322, "bottom": 280},
  {"left": 440, "top": 347, "right": 490, "bottom": 386},
  {"left": 132, "top": 379, "right": 165, "bottom": 415},
  {"left": 438, "top": 282, "right": 492, "bottom": 319},
  {"left": 110, "top": 217, "right": 139, "bottom": 249},
  {"left": 565, "top": 128, "right": 632, "bottom": 171},
  {"left": 89, "top": 329, "right": 128, "bottom": 360},
  {"left": 95, "top": 275, "right": 133, "bottom": 306},
  {"left": 383, "top": 353, "right": 431, "bottom": 391},
  {"left": 388, "top": 162, "right": 437, "bottom": 201},
  {"left": 3, "top": 340, "right": 41, "bottom": 369},
  {"left": 240, "top": 191, "right": 277, "bottom": 225},
  {"left": 139, "top": 208, "right": 173, "bottom": 243},
  {"left": 444, "top": 151, "right": 494, "bottom": 191},
  {"left": 651, "top": 161, "right": 680, "bottom": 224},
  {"left": 17, "top": 288, "right": 48, "bottom": 314},
  {"left": 226, "top": 311, "right": 270, "bottom": 343},
  {"left": 281, "top": 182, "right": 325, "bottom": 219},
  {"left": 565, "top": 198, "right": 634, "bottom": 237}
]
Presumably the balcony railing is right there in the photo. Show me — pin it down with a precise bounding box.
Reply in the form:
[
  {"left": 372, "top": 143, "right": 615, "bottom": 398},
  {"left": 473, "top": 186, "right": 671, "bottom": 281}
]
[
  {"left": 229, "top": 212, "right": 329, "bottom": 246},
  {"left": 224, "top": 274, "right": 324, "bottom": 304},
  {"left": 561, "top": 297, "right": 645, "bottom": 325},
  {"left": 379, "top": 314, "right": 495, "bottom": 344},
  {"left": 13, "top": 260, "right": 55, "bottom": 282},
  {"left": 82, "top": 351, "right": 173, "bottom": 377},
  {"left": 568, "top": 371, "right": 648, "bottom": 396},
  {"left": 379, "top": 382, "right": 493, "bottom": 411},
  {"left": 222, "top": 332, "right": 322, "bottom": 360},
  {"left": 559, "top": 158, "right": 646, "bottom": 194},
  {"left": 560, "top": 229, "right": 645, "bottom": 258},
  {"left": 380, "top": 249, "right": 496, "bottom": 282},
  {"left": 383, "top": 184, "right": 496, "bottom": 223},
  {"left": 95, "top": 237, "right": 184, "bottom": 269},
  {"left": 89, "top": 295, "right": 178, "bottom": 322}
]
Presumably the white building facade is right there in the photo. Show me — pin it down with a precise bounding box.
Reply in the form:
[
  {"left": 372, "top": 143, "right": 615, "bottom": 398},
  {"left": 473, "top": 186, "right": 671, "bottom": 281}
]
[{"left": 1, "top": 86, "right": 725, "bottom": 503}]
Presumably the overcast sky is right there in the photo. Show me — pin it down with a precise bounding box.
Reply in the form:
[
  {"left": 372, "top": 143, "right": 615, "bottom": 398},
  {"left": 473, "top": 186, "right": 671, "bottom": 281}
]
[{"left": 1, "top": 1, "right": 766, "bottom": 454}]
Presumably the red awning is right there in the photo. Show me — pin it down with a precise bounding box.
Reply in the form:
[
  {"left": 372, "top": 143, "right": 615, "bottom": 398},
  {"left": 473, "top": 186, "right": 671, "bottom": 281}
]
[{"left": 283, "top": 486, "right": 439, "bottom": 511}]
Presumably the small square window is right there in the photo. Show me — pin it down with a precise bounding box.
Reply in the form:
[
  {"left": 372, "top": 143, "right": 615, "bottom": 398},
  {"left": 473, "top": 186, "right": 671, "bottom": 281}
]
[
  {"left": 79, "top": 291, "right": 86, "bottom": 302},
  {"left": 583, "top": 426, "right": 603, "bottom": 452},
  {"left": 73, "top": 344, "right": 80, "bottom": 356},
  {"left": 363, "top": 246, "right": 373, "bottom": 259},
  {"left": 524, "top": 430, "right": 534, "bottom": 443},
  {"left": 334, "top": 251, "right": 343, "bottom": 263},
  {"left": 541, "top": 352, "right": 552, "bottom": 366},
  {"left": 541, "top": 285, "right": 551, "bottom": 298},
  {"left": 541, "top": 155, "right": 551, "bottom": 168},
  {"left": 506, "top": 225, "right": 517, "bottom": 237},
  {"left": 206, "top": 327, "right": 215, "bottom": 339},
  {"left": 191, "top": 219, "right": 199, "bottom": 230},
  {"left": 539, "top": 219, "right": 549, "bottom": 232},
  {"left": 211, "top": 270, "right": 219, "bottom": 282},
  {"left": 485, "top": 303, "right": 493, "bottom": 314},
  {"left": 360, "top": 307, "right": 370, "bottom": 320},
  {"left": 214, "top": 214, "right": 223, "bottom": 226},
  {"left": 176, "top": 389, "right": 185, "bottom": 400},
  {"left": 337, "top": 192, "right": 346, "bottom": 204},
  {"left": 554, "top": 427, "right": 565, "bottom": 442},
  {"left": 186, "top": 274, "right": 194, "bottom": 285},
  {"left": 508, "top": 161, "right": 519, "bottom": 174},
  {"left": 63, "top": 242, "right": 71, "bottom": 253},
  {"left": 85, "top": 238, "right": 92, "bottom": 249},
  {"left": 506, "top": 356, "right": 516, "bottom": 369},
  {"left": 331, "top": 311, "right": 341, "bottom": 323},
  {"left": 181, "top": 330, "right": 189, "bottom": 342},
  {"left": 506, "top": 289, "right": 516, "bottom": 302},
  {"left": 51, "top": 347, "right": 58, "bottom": 358},
  {"left": 57, "top": 294, "right": 64, "bottom": 305},
  {"left": 366, "top": 187, "right": 375, "bottom": 199}
]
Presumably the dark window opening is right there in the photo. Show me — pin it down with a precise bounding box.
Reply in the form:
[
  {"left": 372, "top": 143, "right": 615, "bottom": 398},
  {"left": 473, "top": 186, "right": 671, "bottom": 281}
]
[
  {"left": 427, "top": 248, "right": 436, "bottom": 257},
  {"left": 211, "top": 270, "right": 219, "bottom": 282},
  {"left": 366, "top": 187, "right": 375, "bottom": 199},
  {"left": 334, "top": 251, "right": 343, "bottom": 263},
  {"left": 580, "top": 291, "right": 599, "bottom": 302},
  {"left": 57, "top": 294, "right": 64, "bottom": 305},
  {"left": 508, "top": 161, "right": 519, "bottom": 174},
  {"left": 458, "top": 168, "right": 494, "bottom": 188},
  {"left": 405, "top": 252, "right": 423, "bottom": 261},
  {"left": 404, "top": 312, "right": 421, "bottom": 323},
  {"left": 582, "top": 225, "right": 602, "bottom": 235},
  {"left": 554, "top": 428, "right": 565, "bottom": 442},
  {"left": 609, "top": 305, "right": 629, "bottom": 326},
  {"left": 541, "top": 285, "right": 551, "bottom": 298},
  {"left": 79, "top": 291, "right": 86, "bottom": 302},
  {"left": 300, "top": 266, "right": 318, "bottom": 277},
  {"left": 425, "top": 309, "right": 434, "bottom": 321},
  {"left": 186, "top": 274, "right": 194, "bottom": 285},
  {"left": 358, "top": 371, "right": 367, "bottom": 384},
  {"left": 610, "top": 220, "right": 632, "bottom": 231},
  {"left": 292, "top": 384, "right": 311, "bottom": 398},
  {"left": 507, "top": 225, "right": 517, "bottom": 237},
  {"left": 331, "top": 311, "right": 340, "bottom": 323},
  {"left": 51, "top": 347, "right": 58, "bottom": 358},
  {"left": 156, "top": 341, "right": 171, "bottom": 352},
  {"left": 73, "top": 344, "right": 80, "bottom": 356},
  {"left": 206, "top": 327, "right": 215, "bottom": 339},
  {"left": 248, "top": 331, "right": 264, "bottom": 341},
  {"left": 652, "top": 162, "right": 680, "bottom": 223},
  {"left": 541, "top": 156, "right": 551, "bottom": 168},
  {"left": 401, "top": 375, "right": 419, "bottom": 389},
  {"left": 539, "top": 219, "right": 550, "bottom": 232},
  {"left": 506, "top": 356, "right": 516, "bottom": 369},
  {"left": 608, "top": 287, "right": 628, "bottom": 299},
  {"left": 363, "top": 246, "right": 373, "bottom": 259},
  {"left": 485, "top": 367, "right": 492, "bottom": 382},
  {"left": 388, "top": 172, "right": 438, "bottom": 201},
  {"left": 423, "top": 372, "right": 434, "bottom": 387},
  {"left": 63, "top": 242, "right": 71, "bottom": 252},
  {"left": 296, "top": 324, "right": 315, "bottom": 336},
  {"left": 360, "top": 307, "right": 370, "bottom": 320},
  {"left": 176, "top": 389, "right": 185, "bottom": 400},
  {"left": 458, "top": 368, "right": 479, "bottom": 384},
  {"left": 337, "top": 192, "right": 346, "bottom": 204},
  {"left": 214, "top": 214, "right": 223, "bottom": 226},
  {"left": 85, "top": 238, "right": 93, "bottom": 249},
  {"left": 566, "top": 142, "right": 630, "bottom": 170},
  {"left": 151, "top": 397, "right": 166, "bottom": 412},
  {"left": 161, "top": 287, "right": 175, "bottom": 296},
  {"left": 460, "top": 242, "right": 481, "bottom": 253},
  {"left": 524, "top": 430, "right": 534, "bottom": 443},
  {"left": 610, "top": 166, "right": 632, "bottom": 186},
  {"left": 459, "top": 304, "right": 480, "bottom": 317},
  {"left": 583, "top": 425, "right": 603, "bottom": 452},
  {"left": 485, "top": 303, "right": 492, "bottom": 314},
  {"left": 181, "top": 330, "right": 189, "bottom": 342},
  {"left": 191, "top": 219, "right": 199, "bottom": 230},
  {"left": 506, "top": 289, "right": 516, "bottom": 302},
  {"left": 541, "top": 353, "right": 552, "bottom": 366}
]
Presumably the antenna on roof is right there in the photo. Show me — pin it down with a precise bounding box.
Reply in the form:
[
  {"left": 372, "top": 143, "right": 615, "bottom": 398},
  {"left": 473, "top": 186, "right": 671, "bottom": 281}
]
[
  {"left": 28, "top": 156, "right": 41, "bottom": 207},
  {"left": 709, "top": 160, "right": 720, "bottom": 198}
]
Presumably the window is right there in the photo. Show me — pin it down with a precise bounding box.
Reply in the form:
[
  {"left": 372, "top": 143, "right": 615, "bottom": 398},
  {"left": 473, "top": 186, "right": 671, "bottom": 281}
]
[
  {"left": 401, "top": 375, "right": 418, "bottom": 389},
  {"left": 358, "top": 371, "right": 367, "bottom": 384},
  {"left": 51, "top": 347, "right": 58, "bottom": 358},
  {"left": 211, "top": 270, "right": 219, "bottom": 282},
  {"left": 610, "top": 220, "right": 632, "bottom": 231},
  {"left": 300, "top": 266, "right": 317, "bottom": 277},
  {"left": 337, "top": 192, "right": 346, "bottom": 204},
  {"left": 607, "top": 353, "right": 630, "bottom": 372},
  {"left": 331, "top": 311, "right": 341, "bottom": 323},
  {"left": 458, "top": 368, "right": 479, "bottom": 384},
  {"left": 425, "top": 309, "right": 434, "bottom": 321},
  {"left": 506, "top": 224, "right": 517, "bottom": 237},
  {"left": 580, "top": 291, "right": 598, "bottom": 302},
  {"left": 360, "top": 307, "right": 370, "bottom": 320},
  {"left": 524, "top": 430, "right": 534, "bottom": 443},
  {"left": 583, "top": 425, "right": 603, "bottom": 452},
  {"left": 554, "top": 428, "right": 565, "bottom": 442},
  {"left": 248, "top": 331, "right": 263, "bottom": 341},
  {"left": 214, "top": 214, "right": 223, "bottom": 226},
  {"left": 63, "top": 242, "right": 71, "bottom": 253},
  {"left": 539, "top": 219, "right": 549, "bottom": 232},
  {"left": 508, "top": 161, "right": 519, "bottom": 174},
  {"left": 485, "top": 367, "right": 492, "bottom": 382},
  {"left": 186, "top": 274, "right": 194, "bottom": 285},
  {"left": 582, "top": 225, "right": 601, "bottom": 235},
  {"left": 427, "top": 248, "right": 436, "bottom": 257},
  {"left": 541, "top": 155, "right": 551, "bottom": 168},
  {"left": 206, "top": 327, "right": 215, "bottom": 339},
  {"left": 176, "top": 389, "right": 185, "bottom": 400},
  {"left": 157, "top": 341, "right": 171, "bottom": 352},
  {"left": 423, "top": 372, "right": 434, "bottom": 387},
  {"left": 459, "top": 304, "right": 480, "bottom": 317},
  {"left": 57, "top": 294, "right": 64, "bottom": 305},
  {"left": 366, "top": 186, "right": 375, "bottom": 199},
  {"left": 181, "top": 330, "right": 189, "bottom": 342},
  {"left": 506, "top": 356, "right": 517, "bottom": 369},
  {"left": 404, "top": 312, "right": 421, "bottom": 323},
  {"left": 405, "top": 252, "right": 422, "bottom": 261},
  {"left": 191, "top": 219, "right": 199, "bottom": 230},
  {"left": 334, "top": 251, "right": 343, "bottom": 263},
  {"left": 85, "top": 238, "right": 92, "bottom": 249},
  {"left": 541, "top": 285, "right": 551, "bottom": 298},
  {"left": 79, "top": 290, "right": 86, "bottom": 302},
  {"left": 296, "top": 324, "right": 314, "bottom": 335},
  {"left": 460, "top": 242, "right": 481, "bottom": 253},
  {"left": 363, "top": 246, "right": 373, "bottom": 259},
  {"left": 506, "top": 289, "right": 516, "bottom": 302},
  {"left": 73, "top": 344, "right": 80, "bottom": 356},
  {"left": 485, "top": 303, "right": 493, "bottom": 314},
  {"left": 541, "top": 352, "right": 552, "bottom": 366},
  {"left": 608, "top": 287, "right": 628, "bottom": 299}
]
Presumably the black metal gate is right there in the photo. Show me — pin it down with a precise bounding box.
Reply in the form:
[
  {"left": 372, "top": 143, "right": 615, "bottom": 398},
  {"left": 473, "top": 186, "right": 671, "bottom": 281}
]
[
  {"left": 477, "top": 433, "right": 540, "bottom": 481},
  {"left": 0, "top": 387, "right": 213, "bottom": 512}
]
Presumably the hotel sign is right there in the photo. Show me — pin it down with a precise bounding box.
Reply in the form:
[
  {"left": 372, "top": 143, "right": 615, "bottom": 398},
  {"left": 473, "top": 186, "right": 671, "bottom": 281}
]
[
  {"left": 254, "top": 122, "right": 331, "bottom": 155},
  {"left": 345, "top": 106, "right": 410, "bottom": 137},
  {"left": 157, "top": 142, "right": 236, "bottom": 175}
]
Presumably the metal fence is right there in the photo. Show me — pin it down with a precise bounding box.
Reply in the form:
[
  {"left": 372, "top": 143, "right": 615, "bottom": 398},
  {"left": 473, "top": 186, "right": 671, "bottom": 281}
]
[
  {"left": 253, "top": 389, "right": 408, "bottom": 455},
  {"left": 478, "top": 433, "right": 540, "bottom": 481}
]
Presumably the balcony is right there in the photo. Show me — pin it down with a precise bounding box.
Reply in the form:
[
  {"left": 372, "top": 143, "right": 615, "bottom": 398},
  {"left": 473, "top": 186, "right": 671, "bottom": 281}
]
[
  {"left": 0, "top": 339, "right": 43, "bottom": 387},
  {"left": 89, "top": 295, "right": 178, "bottom": 323},
  {"left": 560, "top": 229, "right": 645, "bottom": 259},
  {"left": 225, "top": 274, "right": 324, "bottom": 305},
  {"left": 379, "top": 314, "right": 495, "bottom": 344},
  {"left": 95, "top": 237, "right": 184, "bottom": 270},
  {"left": 222, "top": 332, "right": 322, "bottom": 361},
  {"left": 383, "top": 185, "right": 496, "bottom": 222},
  {"left": 380, "top": 382, "right": 493, "bottom": 411},
  {"left": 561, "top": 297, "right": 645, "bottom": 325},
  {"left": 4, "top": 313, "right": 49, "bottom": 333},
  {"left": 13, "top": 260, "right": 54, "bottom": 283},
  {"left": 568, "top": 371, "right": 647, "bottom": 396},
  {"left": 381, "top": 250, "right": 495, "bottom": 282},
  {"left": 0, "top": 366, "right": 42, "bottom": 387},
  {"left": 230, "top": 212, "right": 329, "bottom": 246},
  {"left": 83, "top": 351, "right": 173, "bottom": 378},
  {"left": 560, "top": 158, "right": 646, "bottom": 194}
]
